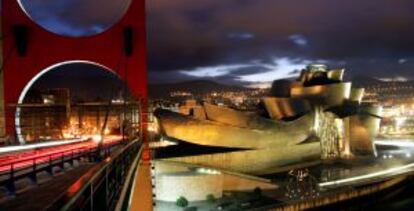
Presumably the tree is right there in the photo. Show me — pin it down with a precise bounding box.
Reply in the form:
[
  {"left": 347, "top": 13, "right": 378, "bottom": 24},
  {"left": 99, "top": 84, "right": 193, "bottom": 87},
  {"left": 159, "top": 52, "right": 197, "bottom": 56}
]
[
  {"left": 176, "top": 196, "right": 189, "bottom": 208},
  {"left": 206, "top": 194, "right": 216, "bottom": 203},
  {"left": 253, "top": 187, "right": 262, "bottom": 196}
]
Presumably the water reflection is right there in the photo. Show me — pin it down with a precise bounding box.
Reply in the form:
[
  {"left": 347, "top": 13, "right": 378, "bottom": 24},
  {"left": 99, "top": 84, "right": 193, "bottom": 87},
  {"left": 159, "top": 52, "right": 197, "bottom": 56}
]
[{"left": 285, "top": 169, "right": 319, "bottom": 200}]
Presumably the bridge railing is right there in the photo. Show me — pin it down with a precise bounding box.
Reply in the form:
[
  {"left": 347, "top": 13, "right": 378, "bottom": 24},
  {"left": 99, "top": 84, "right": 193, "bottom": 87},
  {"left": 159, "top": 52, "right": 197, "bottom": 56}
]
[
  {"left": 0, "top": 140, "right": 122, "bottom": 195},
  {"left": 46, "top": 140, "right": 142, "bottom": 211},
  {"left": 114, "top": 144, "right": 147, "bottom": 211}
]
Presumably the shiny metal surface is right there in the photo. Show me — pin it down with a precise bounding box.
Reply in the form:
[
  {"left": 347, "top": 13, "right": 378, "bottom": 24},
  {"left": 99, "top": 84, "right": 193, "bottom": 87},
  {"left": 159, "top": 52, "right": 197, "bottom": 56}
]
[
  {"left": 154, "top": 66, "right": 382, "bottom": 174},
  {"left": 262, "top": 97, "right": 310, "bottom": 120},
  {"left": 291, "top": 82, "right": 352, "bottom": 107},
  {"left": 327, "top": 69, "right": 345, "bottom": 81},
  {"left": 350, "top": 88, "right": 365, "bottom": 103},
  {"left": 155, "top": 109, "right": 314, "bottom": 149}
]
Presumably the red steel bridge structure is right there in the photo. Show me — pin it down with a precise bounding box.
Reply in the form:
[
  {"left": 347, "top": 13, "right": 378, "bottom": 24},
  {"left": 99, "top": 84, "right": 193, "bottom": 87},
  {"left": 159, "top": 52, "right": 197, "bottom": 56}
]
[
  {"left": 0, "top": 0, "right": 151, "bottom": 210},
  {"left": 2, "top": 0, "right": 148, "bottom": 143}
]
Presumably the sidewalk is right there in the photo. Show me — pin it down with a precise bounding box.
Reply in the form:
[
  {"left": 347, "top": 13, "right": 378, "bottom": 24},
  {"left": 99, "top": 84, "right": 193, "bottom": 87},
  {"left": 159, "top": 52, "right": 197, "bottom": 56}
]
[{"left": 130, "top": 160, "right": 154, "bottom": 211}]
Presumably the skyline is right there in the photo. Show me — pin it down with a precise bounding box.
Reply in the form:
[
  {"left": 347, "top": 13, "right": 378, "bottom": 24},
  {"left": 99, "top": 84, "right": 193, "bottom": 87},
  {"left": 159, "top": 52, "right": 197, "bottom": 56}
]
[{"left": 13, "top": 0, "right": 414, "bottom": 87}]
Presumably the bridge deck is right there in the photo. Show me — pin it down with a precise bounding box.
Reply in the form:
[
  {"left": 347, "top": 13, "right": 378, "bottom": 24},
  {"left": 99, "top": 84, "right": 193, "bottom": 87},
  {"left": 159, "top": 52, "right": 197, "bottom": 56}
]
[{"left": 0, "top": 164, "right": 93, "bottom": 211}]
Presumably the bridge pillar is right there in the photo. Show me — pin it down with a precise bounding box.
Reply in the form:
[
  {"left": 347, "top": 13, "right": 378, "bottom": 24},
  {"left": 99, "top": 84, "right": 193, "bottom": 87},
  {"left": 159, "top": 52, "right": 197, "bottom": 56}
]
[{"left": 0, "top": 15, "right": 6, "bottom": 145}]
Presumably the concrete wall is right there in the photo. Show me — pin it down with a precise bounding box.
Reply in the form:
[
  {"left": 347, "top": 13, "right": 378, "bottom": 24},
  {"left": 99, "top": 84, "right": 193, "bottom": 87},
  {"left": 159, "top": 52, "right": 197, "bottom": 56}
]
[
  {"left": 222, "top": 174, "right": 277, "bottom": 191},
  {"left": 155, "top": 172, "right": 223, "bottom": 202},
  {"left": 153, "top": 161, "right": 278, "bottom": 202}
]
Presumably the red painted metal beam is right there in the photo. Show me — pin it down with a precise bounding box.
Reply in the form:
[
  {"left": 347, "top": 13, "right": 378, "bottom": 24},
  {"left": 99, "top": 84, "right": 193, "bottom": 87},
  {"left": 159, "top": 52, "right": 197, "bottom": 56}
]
[{"left": 1, "top": 0, "right": 148, "bottom": 143}]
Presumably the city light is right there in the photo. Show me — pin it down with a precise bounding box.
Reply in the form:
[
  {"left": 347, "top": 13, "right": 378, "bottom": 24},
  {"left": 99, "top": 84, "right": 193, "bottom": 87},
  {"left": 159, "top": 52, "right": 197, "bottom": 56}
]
[
  {"left": 147, "top": 121, "right": 159, "bottom": 133},
  {"left": 395, "top": 116, "right": 406, "bottom": 130},
  {"left": 92, "top": 134, "right": 103, "bottom": 143},
  {"left": 195, "top": 168, "right": 221, "bottom": 175}
]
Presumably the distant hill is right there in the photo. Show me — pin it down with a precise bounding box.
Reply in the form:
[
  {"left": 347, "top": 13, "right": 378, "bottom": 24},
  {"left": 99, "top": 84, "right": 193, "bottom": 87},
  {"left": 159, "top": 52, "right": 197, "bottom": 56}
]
[
  {"left": 149, "top": 80, "right": 252, "bottom": 99},
  {"left": 351, "top": 75, "right": 414, "bottom": 88},
  {"left": 351, "top": 75, "right": 384, "bottom": 88}
]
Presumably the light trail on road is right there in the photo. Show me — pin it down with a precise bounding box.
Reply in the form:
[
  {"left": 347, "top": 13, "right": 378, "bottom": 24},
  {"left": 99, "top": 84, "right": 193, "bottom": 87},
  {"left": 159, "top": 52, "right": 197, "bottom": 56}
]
[
  {"left": 0, "top": 135, "right": 123, "bottom": 173},
  {"left": 0, "top": 138, "right": 89, "bottom": 154}
]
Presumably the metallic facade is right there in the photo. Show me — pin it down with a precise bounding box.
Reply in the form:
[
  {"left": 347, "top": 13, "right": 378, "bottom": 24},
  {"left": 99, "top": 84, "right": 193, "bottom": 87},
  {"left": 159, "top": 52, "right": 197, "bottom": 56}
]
[{"left": 155, "top": 65, "right": 382, "bottom": 174}]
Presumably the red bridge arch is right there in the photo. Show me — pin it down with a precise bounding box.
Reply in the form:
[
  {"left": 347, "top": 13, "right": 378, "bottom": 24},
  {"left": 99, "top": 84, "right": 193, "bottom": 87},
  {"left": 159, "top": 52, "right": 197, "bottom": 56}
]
[{"left": 1, "top": 0, "right": 148, "bottom": 143}]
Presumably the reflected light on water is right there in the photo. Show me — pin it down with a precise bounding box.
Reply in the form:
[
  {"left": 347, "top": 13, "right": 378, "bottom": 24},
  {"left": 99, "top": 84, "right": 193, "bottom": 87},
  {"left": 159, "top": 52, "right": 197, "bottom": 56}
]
[
  {"left": 319, "top": 162, "right": 414, "bottom": 188},
  {"left": 375, "top": 140, "right": 414, "bottom": 148}
]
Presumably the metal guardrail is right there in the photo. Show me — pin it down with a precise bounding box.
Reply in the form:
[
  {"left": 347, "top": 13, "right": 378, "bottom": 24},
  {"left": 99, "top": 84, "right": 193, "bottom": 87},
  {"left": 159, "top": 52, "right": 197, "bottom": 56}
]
[
  {"left": 46, "top": 140, "right": 142, "bottom": 211},
  {"left": 0, "top": 140, "right": 121, "bottom": 195}
]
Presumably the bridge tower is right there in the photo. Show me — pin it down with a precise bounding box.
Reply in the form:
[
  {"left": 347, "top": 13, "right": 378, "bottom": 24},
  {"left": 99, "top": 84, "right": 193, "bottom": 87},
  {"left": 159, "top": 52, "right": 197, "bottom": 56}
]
[
  {"left": 0, "top": 13, "right": 5, "bottom": 143},
  {"left": 0, "top": 1, "right": 148, "bottom": 144}
]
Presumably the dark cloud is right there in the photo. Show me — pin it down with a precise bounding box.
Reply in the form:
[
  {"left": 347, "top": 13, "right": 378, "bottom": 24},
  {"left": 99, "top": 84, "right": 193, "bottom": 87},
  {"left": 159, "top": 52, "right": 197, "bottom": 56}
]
[
  {"left": 149, "top": 70, "right": 197, "bottom": 84},
  {"left": 229, "top": 66, "right": 271, "bottom": 76},
  {"left": 19, "top": 0, "right": 130, "bottom": 36},
  {"left": 147, "top": 0, "right": 414, "bottom": 83},
  {"left": 289, "top": 69, "right": 302, "bottom": 75},
  {"left": 10, "top": 0, "right": 414, "bottom": 84}
]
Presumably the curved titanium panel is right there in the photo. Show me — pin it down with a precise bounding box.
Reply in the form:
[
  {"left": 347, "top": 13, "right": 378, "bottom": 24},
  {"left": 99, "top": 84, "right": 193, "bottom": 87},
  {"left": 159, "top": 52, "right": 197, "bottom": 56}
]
[
  {"left": 345, "top": 115, "right": 378, "bottom": 155},
  {"left": 361, "top": 104, "right": 383, "bottom": 118},
  {"left": 203, "top": 103, "right": 258, "bottom": 128},
  {"left": 290, "top": 82, "right": 352, "bottom": 108},
  {"left": 262, "top": 97, "right": 310, "bottom": 120},
  {"left": 327, "top": 69, "right": 345, "bottom": 81},
  {"left": 350, "top": 88, "right": 365, "bottom": 103},
  {"left": 202, "top": 103, "right": 313, "bottom": 130},
  {"left": 155, "top": 109, "right": 314, "bottom": 149}
]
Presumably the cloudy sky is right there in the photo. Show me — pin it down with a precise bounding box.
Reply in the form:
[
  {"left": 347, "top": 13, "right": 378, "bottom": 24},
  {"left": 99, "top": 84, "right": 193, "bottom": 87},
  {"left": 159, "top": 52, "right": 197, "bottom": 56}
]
[{"left": 16, "top": 0, "right": 414, "bottom": 86}]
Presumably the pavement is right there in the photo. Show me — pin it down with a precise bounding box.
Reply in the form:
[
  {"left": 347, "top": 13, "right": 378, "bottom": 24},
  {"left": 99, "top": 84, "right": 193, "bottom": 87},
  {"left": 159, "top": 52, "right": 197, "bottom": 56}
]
[{"left": 130, "top": 160, "right": 154, "bottom": 211}]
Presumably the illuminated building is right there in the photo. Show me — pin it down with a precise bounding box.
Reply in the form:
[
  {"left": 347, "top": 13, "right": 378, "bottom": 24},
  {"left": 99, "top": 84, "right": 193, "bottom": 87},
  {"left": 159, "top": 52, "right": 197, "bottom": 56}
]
[
  {"left": 362, "top": 80, "right": 414, "bottom": 106},
  {"left": 178, "top": 99, "right": 206, "bottom": 119},
  {"left": 68, "top": 101, "right": 140, "bottom": 139},
  {"left": 18, "top": 89, "right": 71, "bottom": 141},
  {"left": 361, "top": 79, "right": 414, "bottom": 138},
  {"left": 155, "top": 65, "right": 382, "bottom": 175},
  {"left": 16, "top": 89, "right": 140, "bottom": 142}
]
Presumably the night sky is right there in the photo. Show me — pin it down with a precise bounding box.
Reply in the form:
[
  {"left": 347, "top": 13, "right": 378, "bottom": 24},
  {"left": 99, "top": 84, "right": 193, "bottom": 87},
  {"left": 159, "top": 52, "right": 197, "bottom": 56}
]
[
  {"left": 28, "top": 63, "right": 131, "bottom": 101},
  {"left": 15, "top": 0, "right": 414, "bottom": 87}
]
